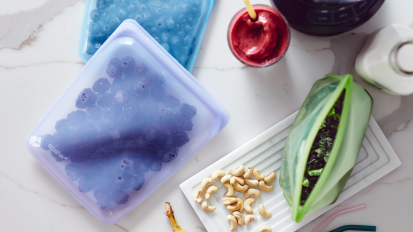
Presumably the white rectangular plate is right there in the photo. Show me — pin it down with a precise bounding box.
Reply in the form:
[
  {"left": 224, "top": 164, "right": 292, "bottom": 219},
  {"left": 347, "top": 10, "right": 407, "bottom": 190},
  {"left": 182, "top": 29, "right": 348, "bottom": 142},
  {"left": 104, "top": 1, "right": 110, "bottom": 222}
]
[{"left": 180, "top": 112, "right": 401, "bottom": 232}]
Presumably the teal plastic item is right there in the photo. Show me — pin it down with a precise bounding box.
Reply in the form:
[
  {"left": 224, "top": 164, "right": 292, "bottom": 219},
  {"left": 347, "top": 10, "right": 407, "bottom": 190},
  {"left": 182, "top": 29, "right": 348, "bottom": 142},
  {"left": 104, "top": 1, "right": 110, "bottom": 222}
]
[
  {"left": 279, "top": 74, "right": 373, "bottom": 223},
  {"left": 78, "top": 0, "right": 215, "bottom": 73}
]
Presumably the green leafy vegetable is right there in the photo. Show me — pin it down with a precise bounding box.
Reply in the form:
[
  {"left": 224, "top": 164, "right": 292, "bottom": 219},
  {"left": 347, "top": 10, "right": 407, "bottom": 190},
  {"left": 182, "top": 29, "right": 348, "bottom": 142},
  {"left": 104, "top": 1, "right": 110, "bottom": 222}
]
[{"left": 300, "top": 91, "right": 345, "bottom": 205}]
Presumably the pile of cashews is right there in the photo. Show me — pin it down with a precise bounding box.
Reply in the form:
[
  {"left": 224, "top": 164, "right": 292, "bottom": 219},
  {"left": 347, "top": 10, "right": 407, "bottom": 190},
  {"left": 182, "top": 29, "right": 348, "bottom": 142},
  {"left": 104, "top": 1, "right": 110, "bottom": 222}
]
[{"left": 193, "top": 165, "right": 275, "bottom": 232}]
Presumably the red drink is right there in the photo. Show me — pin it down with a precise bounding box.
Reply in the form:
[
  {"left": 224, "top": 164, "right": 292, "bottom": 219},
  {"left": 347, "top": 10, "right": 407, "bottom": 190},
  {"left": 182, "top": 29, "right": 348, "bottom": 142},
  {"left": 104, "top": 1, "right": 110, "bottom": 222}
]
[{"left": 228, "top": 5, "right": 290, "bottom": 67}]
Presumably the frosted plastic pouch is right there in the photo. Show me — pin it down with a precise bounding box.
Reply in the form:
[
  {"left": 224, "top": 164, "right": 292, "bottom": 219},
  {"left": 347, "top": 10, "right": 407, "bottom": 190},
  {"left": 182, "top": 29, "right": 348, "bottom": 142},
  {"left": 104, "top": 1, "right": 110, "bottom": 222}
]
[
  {"left": 279, "top": 74, "right": 373, "bottom": 223},
  {"left": 78, "top": 0, "right": 215, "bottom": 72},
  {"left": 26, "top": 20, "right": 229, "bottom": 225}
]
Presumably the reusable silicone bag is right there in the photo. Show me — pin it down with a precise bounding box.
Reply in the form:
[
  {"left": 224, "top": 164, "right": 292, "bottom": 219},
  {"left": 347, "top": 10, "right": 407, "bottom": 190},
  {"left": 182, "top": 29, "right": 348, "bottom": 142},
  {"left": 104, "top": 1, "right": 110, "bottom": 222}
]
[
  {"left": 26, "top": 20, "right": 229, "bottom": 225},
  {"left": 279, "top": 74, "right": 373, "bottom": 223},
  {"left": 78, "top": 0, "right": 215, "bottom": 72}
]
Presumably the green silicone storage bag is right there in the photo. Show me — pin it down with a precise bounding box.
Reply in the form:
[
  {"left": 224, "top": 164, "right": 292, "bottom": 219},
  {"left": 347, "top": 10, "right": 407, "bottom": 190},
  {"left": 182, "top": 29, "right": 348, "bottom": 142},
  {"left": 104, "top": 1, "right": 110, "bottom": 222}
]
[{"left": 279, "top": 74, "right": 373, "bottom": 222}]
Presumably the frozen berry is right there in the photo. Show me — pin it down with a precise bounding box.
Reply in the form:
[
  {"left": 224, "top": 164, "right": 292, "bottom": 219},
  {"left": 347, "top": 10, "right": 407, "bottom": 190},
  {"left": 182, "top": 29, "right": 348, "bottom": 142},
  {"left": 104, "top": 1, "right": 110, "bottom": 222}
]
[
  {"left": 150, "top": 158, "right": 162, "bottom": 172},
  {"left": 70, "top": 150, "right": 91, "bottom": 163},
  {"left": 100, "top": 12, "right": 111, "bottom": 23},
  {"left": 138, "top": 143, "right": 157, "bottom": 156},
  {"left": 92, "top": 78, "right": 110, "bottom": 93},
  {"left": 90, "top": 9, "right": 100, "bottom": 21},
  {"left": 96, "top": 0, "right": 109, "bottom": 10},
  {"left": 161, "top": 43, "right": 170, "bottom": 52},
  {"left": 106, "top": 57, "right": 122, "bottom": 78},
  {"left": 115, "top": 0, "right": 128, "bottom": 7},
  {"left": 126, "top": 3, "right": 137, "bottom": 12},
  {"left": 113, "top": 190, "right": 129, "bottom": 204},
  {"left": 131, "top": 173, "right": 145, "bottom": 190},
  {"left": 40, "top": 134, "right": 54, "bottom": 150},
  {"left": 94, "top": 188, "right": 111, "bottom": 209},
  {"left": 78, "top": 177, "right": 96, "bottom": 193},
  {"left": 97, "top": 93, "right": 113, "bottom": 107},
  {"left": 120, "top": 56, "right": 136, "bottom": 74},
  {"left": 179, "top": 103, "right": 197, "bottom": 119},
  {"left": 161, "top": 145, "right": 178, "bottom": 162},
  {"left": 55, "top": 119, "right": 70, "bottom": 133},
  {"left": 151, "top": 86, "right": 165, "bottom": 102},
  {"left": 176, "top": 115, "right": 193, "bottom": 131},
  {"left": 163, "top": 95, "right": 180, "bottom": 108},
  {"left": 65, "top": 164, "right": 83, "bottom": 181},
  {"left": 134, "top": 63, "right": 148, "bottom": 76},
  {"left": 67, "top": 110, "right": 87, "bottom": 126},
  {"left": 122, "top": 105, "right": 139, "bottom": 122},
  {"left": 112, "top": 90, "right": 128, "bottom": 106},
  {"left": 171, "top": 130, "right": 189, "bottom": 148},
  {"left": 85, "top": 106, "right": 101, "bottom": 121},
  {"left": 76, "top": 88, "right": 97, "bottom": 109},
  {"left": 106, "top": 3, "right": 118, "bottom": 13},
  {"left": 88, "top": 22, "right": 101, "bottom": 34},
  {"left": 134, "top": 77, "right": 151, "bottom": 98},
  {"left": 149, "top": 73, "right": 165, "bottom": 86},
  {"left": 110, "top": 16, "right": 122, "bottom": 28},
  {"left": 158, "top": 108, "right": 178, "bottom": 124},
  {"left": 117, "top": 8, "right": 128, "bottom": 19}
]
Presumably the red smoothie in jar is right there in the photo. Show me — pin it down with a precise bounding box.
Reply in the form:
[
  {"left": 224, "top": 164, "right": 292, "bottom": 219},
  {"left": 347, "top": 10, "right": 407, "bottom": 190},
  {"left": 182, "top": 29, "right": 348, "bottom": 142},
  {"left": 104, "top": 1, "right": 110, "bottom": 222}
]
[{"left": 228, "top": 5, "right": 290, "bottom": 67}]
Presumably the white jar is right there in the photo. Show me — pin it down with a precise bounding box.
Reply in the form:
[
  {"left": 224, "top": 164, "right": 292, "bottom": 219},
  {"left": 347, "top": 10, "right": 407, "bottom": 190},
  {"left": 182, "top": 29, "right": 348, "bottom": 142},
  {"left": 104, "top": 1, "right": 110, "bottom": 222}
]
[{"left": 356, "top": 24, "right": 413, "bottom": 95}]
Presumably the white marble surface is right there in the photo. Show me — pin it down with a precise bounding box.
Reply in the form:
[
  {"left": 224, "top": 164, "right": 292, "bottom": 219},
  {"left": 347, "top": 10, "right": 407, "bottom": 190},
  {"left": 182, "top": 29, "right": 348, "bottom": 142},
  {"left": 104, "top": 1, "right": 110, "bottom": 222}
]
[{"left": 0, "top": 0, "right": 412, "bottom": 231}]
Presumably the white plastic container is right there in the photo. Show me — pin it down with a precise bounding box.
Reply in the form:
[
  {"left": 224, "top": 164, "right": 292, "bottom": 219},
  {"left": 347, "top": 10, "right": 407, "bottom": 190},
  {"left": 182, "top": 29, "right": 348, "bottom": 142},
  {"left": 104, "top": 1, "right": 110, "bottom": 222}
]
[{"left": 356, "top": 24, "right": 413, "bottom": 95}]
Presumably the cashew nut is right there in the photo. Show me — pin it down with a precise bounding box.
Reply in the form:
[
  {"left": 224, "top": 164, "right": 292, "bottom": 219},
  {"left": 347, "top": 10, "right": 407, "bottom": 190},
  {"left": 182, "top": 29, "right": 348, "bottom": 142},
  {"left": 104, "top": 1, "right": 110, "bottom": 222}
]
[
  {"left": 223, "top": 197, "right": 237, "bottom": 205},
  {"left": 227, "top": 215, "right": 237, "bottom": 231},
  {"left": 245, "top": 178, "right": 259, "bottom": 187},
  {"left": 205, "top": 185, "right": 218, "bottom": 199},
  {"left": 236, "top": 197, "right": 244, "bottom": 213},
  {"left": 258, "top": 225, "right": 272, "bottom": 232},
  {"left": 227, "top": 201, "right": 242, "bottom": 212},
  {"left": 220, "top": 174, "right": 232, "bottom": 184},
  {"left": 244, "top": 198, "right": 255, "bottom": 214},
  {"left": 230, "top": 176, "right": 245, "bottom": 185},
  {"left": 233, "top": 182, "right": 249, "bottom": 192},
  {"left": 244, "top": 166, "right": 253, "bottom": 179},
  {"left": 229, "top": 165, "right": 244, "bottom": 176},
  {"left": 245, "top": 214, "right": 257, "bottom": 225},
  {"left": 211, "top": 170, "right": 225, "bottom": 181},
  {"left": 201, "top": 178, "right": 213, "bottom": 191},
  {"left": 244, "top": 188, "right": 261, "bottom": 198},
  {"left": 253, "top": 169, "right": 265, "bottom": 180},
  {"left": 264, "top": 171, "right": 276, "bottom": 183},
  {"left": 258, "top": 204, "right": 272, "bottom": 218},
  {"left": 259, "top": 180, "right": 274, "bottom": 192},
  {"left": 193, "top": 189, "right": 203, "bottom": 203},
  {"left": 201, "top": 201, "right": 216, "bottom": 212},
  {"left": 224, "top": 183, "right": 235, "bottom": 197},
  {"left": 232, "top": 211, "right": 244, "bottom": 226}
]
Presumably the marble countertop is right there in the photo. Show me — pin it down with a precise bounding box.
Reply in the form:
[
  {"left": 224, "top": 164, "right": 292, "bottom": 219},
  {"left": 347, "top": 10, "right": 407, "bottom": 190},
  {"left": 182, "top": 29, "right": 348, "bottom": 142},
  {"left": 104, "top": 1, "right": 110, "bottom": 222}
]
[{"left": 1, "top": 0, "right": 412, "bottom": 231}]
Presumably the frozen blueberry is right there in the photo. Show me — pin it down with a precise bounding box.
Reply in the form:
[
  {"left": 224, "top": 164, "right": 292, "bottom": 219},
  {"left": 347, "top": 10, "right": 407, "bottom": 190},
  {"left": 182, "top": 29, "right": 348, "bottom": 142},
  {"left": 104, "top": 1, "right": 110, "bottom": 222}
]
[
  {"left": 126, "top": 3, "right": 137, "bottom": 12},
  {"left": 149, "top": 73, "right": 165, "bottom": 86},
  {"left": 112, "top": 90, "right": 129, "bottom": 106},
  {"left": 141, "top": 123, "right": 165, "bottom": 142},
  {"left": 120, "top": 56, "right": 136, "bottom": 74},
  {"left": 149, "top": 26, "right": 160, "bottom": 35},
  {"left": 96, "top": 0, "right": 109, "bottom": 11},
  {"left": 78, "top": 177, "right": 96, "bottom": 193},
  {"left": 134, "top": 77, "right": 151, "bottom": 98},
  {"left": 101, "top": 24, "right": 113, "bottom": 35},
  {"left": 90, "top": 9, "right": 100, "bottom": 21},
  {"left": 94, "top": 33, "right": 107, "bottom": 43},
  {"left": 92, "top": 78, "right": 110, "bottom": 93},
  {"left": 163, "top": 95, "right": 180, "bottom": 108},
  {"left": 160, "top": 32, "right": 169, "bottom": 43},
  {"left": 134, "top": 158, "right": 151, "bottom": 174},
  {"left": 158, "top": 108, "right": 178, "bottom": 125},
  {"left": 40, "top": 134, "right": 54, "bottom": 150},
  {"left": 131, "top": 173, "right": 145, "bottom": 190},
  {"left": 183, "top": 35, "right": 195, "bottom": 46},
  {"left": 107, "top": 57, "right": 122, "bottom": 78},
  {"left": 98, "top": 116, "right": 115, "bottom": 131},
  {"left": 150, "top": 158, "right": 162, "bottom": 172},
  {"left": 110, "top": 16, "right": 122, "bottom": 29},
  {"left": 151, "top": 86, "right": 165, "bottom": 102},
  {"left": 111, "top": 78, "right": 124, "bottom": 95},
  {"left": 176, "top": 55, "right": 188, "bottom": 66},
  {"left": 134, "top": 12, "right": 150, "bottom": 25},
  {"left": 170, "top": 36, "right": 180, "bottom": 47},
  {"left": 97, "top": 93, "right": 113, "bottom": 108},
  {"left": 165, "top": 17, "right": 175, "bottom": 30},
  {"left": 88, "top": 22, "right": 101, "bottom": 35},
  {"left": 112, "top": 190, "right": 129, "bottom": 204},
  {"left": 86, "top": 106, "right": 102, "bottom": 121},
  {"left": 115, "top": 0, "right": 128, "bottom": 7},
  {"left": 139, "top": 3, "right": 148, "bottom": 12},
  {"left": 176, "top": 115, "right": 193, "bottom": 131},
  {"left": 66, "top": 110, "right": 87, "bottom": 126},
  {"left": 161, "top": 43, "right": 170, "bottom": 52},
  {"left": 117, "top": 8, "right": 128, "bottom": 19},
  {"left": 114, "top": 173, "right": 132, "bottom": 190},
  {"left": 179, "top": 103, "right": 197, "bottom": 119},
  {"left": 106, "top": 3, "right": 118, "bottom": 13},
  {"left": 153, "top": 36, "right": 161, "bottom": 43},
  {"left": 70, "top": 150, "right": 90, "bottom": 163},
  {"left": 161, "top": 145, "right": 179, "bottom": 163},
  {"left": 134, "top": 63, "right": 148, "bottom": 76},
  {"left": 184, "top": 24, "right": 194, "bottom": 33},
  {"left": 155, "top": 18, "right": 165, "bottom": 29},
  {"left": 161, "top": 4, "right": 171, "bottom": 13},
  {"left": 76, "top": 88, "right": 97, "bottom": 109},
  {"left": 94, "top": 188, "right": 111, "bottom": 209},
  {"left": 122, "top": 104, "right": 139, "bottom": 122},
  {"left": 171, "top": 130, "right": 189, "bottom": 148},
  {"left": 55, "top": 119, "right": 70, "bottom": 133},
  {"left": 100, "top": 11, "right": 112, "bottom": 23},
  {"left": 96, "top": 131, "right": 113, "bottom": 145},
  {"left": 65, "top": 164, "right": 83, "bottom": 181},
  {"left": 86, "top": 41, "right": 101, "bottom": 55},
  {"left": 150, "top": 6, "right": 162, "bottom": 15}
]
